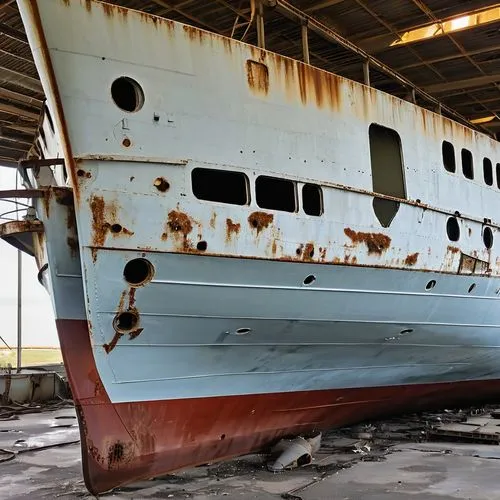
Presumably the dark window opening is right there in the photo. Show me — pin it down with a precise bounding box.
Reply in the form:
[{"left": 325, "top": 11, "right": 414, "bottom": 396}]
[
  {"left": 442, "top": 141, "right": 455, "bottom": 173},
  {"left": 302, "top": 184, "right": 323, "bottom": 216},
  {"left": 496, "top": 164, "right": 500, "bottom": 189},
  {"left": 462, "top": 149, "right": 474, "bottom": 179},
  {"left": 483, "top": 157, "right": 493, "bottom": 186},
  {"left": 192, "top": 168, "right": 249, "bottom": 205},
  {"left": 111, "top": 76, "right": 144, "bottom": 112},
  {"left": 483, "top": 226, "right": 493, "bottom": 249},
  {"left": 369, "top": 124, "right": 405, "bottom": 228},
  {"left": 446, "top": 217, "right": 460, "bottom": 242},
  {"left": 256, "top": 176, "right": 296, "bottom": 212}
]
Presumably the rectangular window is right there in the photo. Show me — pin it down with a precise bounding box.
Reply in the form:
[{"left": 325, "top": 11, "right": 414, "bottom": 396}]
[
  {"left": 302, "top": 183, "right": 323, "bottom": 216},
  {"left": 256, "top": 176, "right": 296, "bottom": 212},
  {"left": 369, "top": 123, "right": 405, "bottom": 227},
  {"left": 192, "top": 168, "right": 249, "bottom": 205},
  {"left": 483, "top": 157, "right": 493, "bottom": 186},
  {"left": 442, "top": 141, "right": 455, "bottom": 173},
  {"left": 462, "top": 149, "right": 474, "bottom": 179}
]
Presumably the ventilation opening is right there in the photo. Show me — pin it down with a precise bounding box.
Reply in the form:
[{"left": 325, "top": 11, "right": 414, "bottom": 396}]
[
  {"left": 425, "top": 280, "right": 436, "bottom": 290},
  {"left": 461, "top": 148, "right": 474, "bottom": 179},
  {"left": 113, "top": 311, "right": 139, "bottom": 332},
  {"left": 369, "top": 124, "right": 405, "bottom": 227},
  {"left": 192, "top": 168, "right": 249, "bottom": 205},
  {"left": 484, "top": 158, "right": 493, "bottom": 186},
  {"left": 483, "top": 226, "right": 493, "bottom": 249},
  {"left": 235, "top": 328, "right": 252, "bottom": 335},
  {"left": 442, "top": 141, "right": 456, "bottom": 173},
  {"left": 123, "top": 258, "right": 154, "bottom": 286},
  {"left": 111, "top": 77, "right": 144, "bottom": 112},
  {"left": 303, "top": 274, "right": 316, "bottom": 285},
  {"left": 302, "top": 184, "right": 323, "bottom": 216},
  {"left": 446, "top": 217, "right": 460, "bottom": 242},
  {"left": 256, "top": 176, "right": 296, "bottom": 212}
]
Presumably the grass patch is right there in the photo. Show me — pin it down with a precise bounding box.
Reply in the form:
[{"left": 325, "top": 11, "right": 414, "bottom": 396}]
[{"left": 0, "top": 348, "right": 63, "bottom": 368}]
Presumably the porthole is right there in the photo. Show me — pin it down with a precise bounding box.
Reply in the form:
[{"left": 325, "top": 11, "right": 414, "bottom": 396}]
[
  {"left": 113, "top": 311, "right": 139, "bottom": 333},
  {"left": 446, "top": 217, "right": 460, "bottom": 242},
  {"left": 468, "top": 283, "right": 476, "bottom": 294},
  {"left": 483, "top": 226, "right": 493, "bottom": 249},
  {"left": 111, "top": 77, "right": 144, "bottom": 112},
  {"left": 123, "top": 258, "right": 154, "bottom": 286},
  {"left": 303, "top": 274, "right": 316, "bottom": 286},
  {"left": 425, "top": 280, "right": 436, "bottom": 291}
]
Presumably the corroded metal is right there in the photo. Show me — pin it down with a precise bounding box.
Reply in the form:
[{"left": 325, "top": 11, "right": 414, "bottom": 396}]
[{"left": 14, "top": 0, "right": 500, "bottom": 496}]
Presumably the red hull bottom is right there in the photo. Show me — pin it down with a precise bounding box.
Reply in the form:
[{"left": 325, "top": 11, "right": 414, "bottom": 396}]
[{"left": 57, "top": 319, "right": 500, "bottom": 494}]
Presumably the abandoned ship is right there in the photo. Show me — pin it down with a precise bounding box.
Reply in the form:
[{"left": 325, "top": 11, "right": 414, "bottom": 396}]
[{"left": 1, "top": 0, "right": 500, "bottom": 494}]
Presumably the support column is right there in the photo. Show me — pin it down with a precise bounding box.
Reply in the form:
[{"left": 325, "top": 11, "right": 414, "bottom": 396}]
[
  {"left": 256, "top": 1, "right": 265, "bottom": 49},
  {"left": 302, "top": 22, "right": 310, "bottom": 64}
]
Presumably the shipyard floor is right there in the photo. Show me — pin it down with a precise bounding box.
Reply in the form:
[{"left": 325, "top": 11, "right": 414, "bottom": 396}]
[{"left": 2, "top": 405, "right": 500, "bottom": 499}]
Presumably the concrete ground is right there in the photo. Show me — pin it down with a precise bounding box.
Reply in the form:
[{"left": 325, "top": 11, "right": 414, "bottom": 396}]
[{"left": 1, "top": 406, "right": 500, "bottom": 499}]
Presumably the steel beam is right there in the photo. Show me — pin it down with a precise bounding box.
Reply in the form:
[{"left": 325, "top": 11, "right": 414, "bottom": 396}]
[{"left": 272, "top": 0, "right": 478, "bottom": 131}]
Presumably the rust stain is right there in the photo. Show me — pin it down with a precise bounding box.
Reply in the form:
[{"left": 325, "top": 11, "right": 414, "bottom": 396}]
[
  {"left": 344, "top": 228, "right": 391, "bottom": 255},
  {"left": 447, "top": 245, "right": 460, "bottom": 254},
  {"left": 67, "top": 236, "right": 78, "bottom": 256},
  {"left": 302, "top": 243, "right": 315, "bottom": 261},
  {"left": 128, "top": 288, "right": 136, "bottom": 310},
  {"left": 404, "top": 252, "right": 419, "bottom": 266},
  {"left": 272, "top": 53, "right": 342, "bottom": 111},
  {"left": 272, "top": 239, "right": 278, "bottom": 255},
  {"left": 163, "top": 210, "right": 194, "bottom": 250},
  {"left": 128, "top": 328, "right": 143, "bottom": 341},
  {"left": 248, "top": 211, "right": 274, "bottom": 234},
  {"left": 210, "top": 212, "right": 217, "bottom": 229},
  {"left": 29, "top": 2, "right": 81, "bottom": 204},
  {"left": 90, "top": 195, "right": 121, "bottom": 261},
  {"left": 226, "top": 218, "right": 240, "bottom": 241},
  {"left": 246, "top": 60, "right": 269, "bottom": 96},
  {"left": 319, "top": 247, "right": 327, "bottom": 261},
  {"left": 103, "top": 331, "right": 122, "bottom": 354}
]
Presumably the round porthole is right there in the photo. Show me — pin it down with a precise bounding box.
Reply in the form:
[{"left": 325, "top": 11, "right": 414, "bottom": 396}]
[
  {"left": 425, "top": 280, "right": 436, "bottom": 291},
  {"left": 483, "top": 226, "right": 493, "bottom": 249},
  {"left": 446, "top": 217, "right": 460, "bottom": 242},
  {"left": 123, "top": 258, "right": 154, "bottom": 286},
  {"left": 113, "top": 311, "right": 139, "bottom": 333},
  {"left": 111, "top": 76, "right": 144, "bottom": 112}
]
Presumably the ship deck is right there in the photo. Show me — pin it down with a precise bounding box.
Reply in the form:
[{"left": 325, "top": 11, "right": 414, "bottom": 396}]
[{"left": 2, "top": 403, "right": 500, "bottom": 500}]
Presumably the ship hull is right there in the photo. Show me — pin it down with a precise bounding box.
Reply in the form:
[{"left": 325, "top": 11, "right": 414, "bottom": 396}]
[
  {"left": 59, "top": 317, "right": 500, "bottom": 494},
  {"left": 13, "top": 0, "right": 500, "bottom": 494}
]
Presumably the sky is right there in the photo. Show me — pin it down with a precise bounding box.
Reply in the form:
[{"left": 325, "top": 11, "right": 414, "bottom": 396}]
[{"left": 0, "top": 167, "right": 59, "bottom": 348}]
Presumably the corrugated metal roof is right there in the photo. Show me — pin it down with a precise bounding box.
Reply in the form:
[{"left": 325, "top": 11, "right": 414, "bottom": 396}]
[{"left": 0, "top": 0, "right": 499, "bottom": 162}]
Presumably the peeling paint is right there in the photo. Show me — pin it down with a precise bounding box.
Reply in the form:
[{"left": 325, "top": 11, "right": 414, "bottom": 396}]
[
  {"left": 344, "top": 228, "right": 391, "bottom": 255},
  {"left": 248, "top": 211, "right": 273, "bottom": 234},
  {"left": 226, "top": 218, "right": 241, "bottom": 241}
]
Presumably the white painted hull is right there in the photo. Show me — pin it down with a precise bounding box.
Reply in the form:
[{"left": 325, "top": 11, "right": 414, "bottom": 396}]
[{"left": 9, "top": 0, "right": 500, "bottom": 494}]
